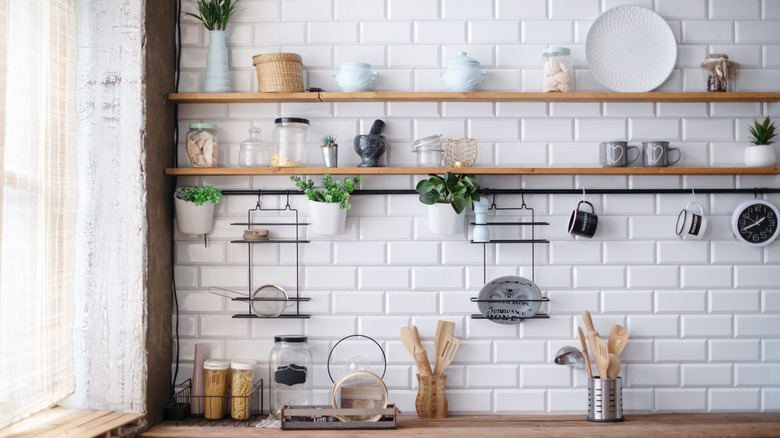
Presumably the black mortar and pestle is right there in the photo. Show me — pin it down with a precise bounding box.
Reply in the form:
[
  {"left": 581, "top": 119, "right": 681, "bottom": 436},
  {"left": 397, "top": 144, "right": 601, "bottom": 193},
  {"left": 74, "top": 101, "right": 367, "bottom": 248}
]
[{"left": 354, "top": 119, "right": 388, "bottom": 167}]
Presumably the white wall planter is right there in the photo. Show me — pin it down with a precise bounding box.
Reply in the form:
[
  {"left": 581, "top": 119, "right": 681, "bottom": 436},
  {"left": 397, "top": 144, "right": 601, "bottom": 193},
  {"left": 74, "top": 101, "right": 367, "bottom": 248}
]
[
  {"left": 174, "top": 196, "right": 216, "bottom": 235},
  {"left": 744, "top": 145, "right": 777, "bottom": 167},
  {"left": 427, "top": 203, "right": 465, "bottom": 235},
  {"left": 308, "top": 200, "right": 346, "bottom": 235}
]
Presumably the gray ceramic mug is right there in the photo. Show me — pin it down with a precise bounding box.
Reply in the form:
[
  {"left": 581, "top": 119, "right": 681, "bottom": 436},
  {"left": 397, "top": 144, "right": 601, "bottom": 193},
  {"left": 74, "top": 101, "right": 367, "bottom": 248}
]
[
  {"left": 643, "top": 141, "right": 681, "bottom": 167},
  {"left": 599, "top": 142, "right": 640, "bottom": 167}
]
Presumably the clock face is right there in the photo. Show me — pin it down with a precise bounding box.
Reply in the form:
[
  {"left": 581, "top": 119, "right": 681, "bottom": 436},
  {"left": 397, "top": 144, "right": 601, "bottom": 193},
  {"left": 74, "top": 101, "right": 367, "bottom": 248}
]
[{"left": 732, "top": 200, "right": 779, "bottom": 247}]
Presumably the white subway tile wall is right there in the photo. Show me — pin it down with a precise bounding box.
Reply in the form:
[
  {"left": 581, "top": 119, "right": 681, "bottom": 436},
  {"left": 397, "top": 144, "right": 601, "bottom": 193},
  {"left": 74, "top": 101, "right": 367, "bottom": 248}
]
[{"left": 174, "top": 0, "right": 780, "bottom": 414}]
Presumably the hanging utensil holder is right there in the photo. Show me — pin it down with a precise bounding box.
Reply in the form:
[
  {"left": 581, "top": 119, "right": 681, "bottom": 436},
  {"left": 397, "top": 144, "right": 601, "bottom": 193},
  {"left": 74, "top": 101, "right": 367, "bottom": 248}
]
[{"left": 469, "top": 192, "right": 550, "bottom": 322}]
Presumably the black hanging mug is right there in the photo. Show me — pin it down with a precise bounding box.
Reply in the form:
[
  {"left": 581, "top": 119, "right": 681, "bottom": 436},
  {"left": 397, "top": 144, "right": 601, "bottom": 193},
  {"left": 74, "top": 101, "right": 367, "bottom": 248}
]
[{"left": 568, "top": 200, "right": 598, "bottom": 238}]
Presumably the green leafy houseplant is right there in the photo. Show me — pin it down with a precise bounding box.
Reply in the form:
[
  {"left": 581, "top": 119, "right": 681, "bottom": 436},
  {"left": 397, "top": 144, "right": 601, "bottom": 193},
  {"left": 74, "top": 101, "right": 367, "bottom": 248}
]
[
  {"left": 748, "top": 117, "right": 777, "bottom": 145},
  {"left": 290, "top": 174, "right": 364, "bottom": 210},
  {"left": 175, "top": 185, "right": 223, "bottom": 206},
  {"left": 415, "top": 172, "right": 480, "bottom": 214},
  {"left": 184, "top": 0, "right": 240, "bottom": 30}
]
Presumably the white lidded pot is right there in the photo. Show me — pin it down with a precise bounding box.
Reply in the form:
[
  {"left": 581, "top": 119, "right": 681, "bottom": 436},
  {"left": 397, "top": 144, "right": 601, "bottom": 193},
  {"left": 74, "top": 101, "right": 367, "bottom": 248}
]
[
  {"left": 333, "top": 62, "right": 378, "bottom": 92},
  {"left": 439, "top": 52, "right": 486, "bottom": 92}
]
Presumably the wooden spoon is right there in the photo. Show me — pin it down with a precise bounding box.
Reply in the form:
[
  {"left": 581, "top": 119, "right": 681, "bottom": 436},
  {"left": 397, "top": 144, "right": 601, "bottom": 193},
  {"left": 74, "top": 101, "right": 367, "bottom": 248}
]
[
  {"left": 592, "top": 336, "right": 610, "bottom": 379},
  {"left": 400, "top": 326, "right": 416, "bottom": 356},
  {"left": 608, "top": 324, "right": 629, "bottom": 356},
  {"left": 577, "top": 326, "right": 593, "bottom": 379},
  {"left": 607, "top": 353, "right": 621, "bottom": 379},
  {"left": 581, "top": 310, "right": 598, "bottom": 337},
  {"left": 410, "top": 325, "right": 432, "bottom": 376}
]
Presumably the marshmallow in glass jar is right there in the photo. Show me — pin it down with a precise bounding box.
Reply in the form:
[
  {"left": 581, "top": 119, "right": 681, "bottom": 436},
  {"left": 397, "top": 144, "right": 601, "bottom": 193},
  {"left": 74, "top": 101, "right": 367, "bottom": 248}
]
[{"left": 542, "top": 47, "right": 573, "bottom": 92}]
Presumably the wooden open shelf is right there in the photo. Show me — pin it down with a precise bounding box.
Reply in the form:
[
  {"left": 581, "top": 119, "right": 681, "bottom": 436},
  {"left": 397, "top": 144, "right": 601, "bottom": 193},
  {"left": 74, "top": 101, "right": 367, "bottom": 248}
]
[
  {"left": 168, "top": 91, "right": 780, "bottom": 104},
  {"left": 165, "top": 166, "right": 780, "bottom": 176}
]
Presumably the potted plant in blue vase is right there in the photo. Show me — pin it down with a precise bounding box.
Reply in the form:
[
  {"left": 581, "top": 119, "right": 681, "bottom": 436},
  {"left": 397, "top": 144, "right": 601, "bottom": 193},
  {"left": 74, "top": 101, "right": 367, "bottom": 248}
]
[{"left": 184, "top": 0, "right": 240, "bottom": 93}]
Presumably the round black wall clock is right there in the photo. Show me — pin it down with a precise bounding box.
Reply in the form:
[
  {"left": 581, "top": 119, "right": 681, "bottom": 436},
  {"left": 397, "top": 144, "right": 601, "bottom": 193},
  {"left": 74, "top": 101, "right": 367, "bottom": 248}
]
[{"left": 731, "top": 199, "right": 779, "bottom": 247}]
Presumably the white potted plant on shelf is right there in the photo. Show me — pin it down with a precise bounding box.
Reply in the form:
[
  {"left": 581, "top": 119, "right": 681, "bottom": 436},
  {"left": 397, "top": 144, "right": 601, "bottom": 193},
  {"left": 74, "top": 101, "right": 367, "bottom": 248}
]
[
  {"left": 183, "top": 0, "right": 240, "bottom": 93},
  {"left": 174, "top": 185, "right": 223, "bottom": 245},
  {"left": 291, "top": 174, "right": 364, "bottom": 236},
  {"left": 416, "top": 172, "right": 480, "bottom": 235},
  {"left": 745, "top": 116, "right": 777, "bottom": 167}
]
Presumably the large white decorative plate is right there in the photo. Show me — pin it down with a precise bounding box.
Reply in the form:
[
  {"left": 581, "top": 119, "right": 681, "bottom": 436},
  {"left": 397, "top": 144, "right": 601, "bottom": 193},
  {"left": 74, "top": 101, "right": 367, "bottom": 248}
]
[
  {"left": 586, "top": 5, "right": 677, "bottom": 92},
  {"left": 477, "top": 275, "right": 542, "bottom": 325}
]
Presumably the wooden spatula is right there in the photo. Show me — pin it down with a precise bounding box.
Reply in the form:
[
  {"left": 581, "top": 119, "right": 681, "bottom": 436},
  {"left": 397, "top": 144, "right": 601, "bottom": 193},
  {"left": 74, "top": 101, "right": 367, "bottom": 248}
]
[
  {"left": 433, "top": 335, "right": 460, "bottom": 375},
  {"left": 607, "top": 353, "right": 621, "bottom": 379},
  {"left": 410, "top": 325, "right": 432, "bottom": 376},
  {"left": 592, "top": 336, "right": 610, "bottom": 379},
  {"left": 608, "top": 324, "right": 629, "bottom": 356},
  {"left": 577, "top": 326, "right": 593, "bottom": 379},
  {"left": 434, "top": 320, "right": 455, "bottom": 358}
]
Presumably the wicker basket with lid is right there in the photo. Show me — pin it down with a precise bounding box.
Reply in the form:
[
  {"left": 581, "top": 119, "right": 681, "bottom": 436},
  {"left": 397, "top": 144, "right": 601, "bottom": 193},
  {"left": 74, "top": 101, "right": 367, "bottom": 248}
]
[{"left": 252, "top": 53, "right": 304, "bottom": 92}]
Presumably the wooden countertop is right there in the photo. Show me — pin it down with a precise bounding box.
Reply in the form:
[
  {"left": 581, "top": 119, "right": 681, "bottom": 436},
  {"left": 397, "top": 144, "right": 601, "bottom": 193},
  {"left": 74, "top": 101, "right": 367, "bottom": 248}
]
[{"left": 142, "top": 413, "right": 780, "bottom": 437}]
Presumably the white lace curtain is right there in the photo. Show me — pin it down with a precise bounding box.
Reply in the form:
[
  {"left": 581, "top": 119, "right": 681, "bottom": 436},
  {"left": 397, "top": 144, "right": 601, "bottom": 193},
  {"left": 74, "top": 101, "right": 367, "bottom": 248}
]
[{"left": 0, "top": 0, "right": 78, "bottom": 428}]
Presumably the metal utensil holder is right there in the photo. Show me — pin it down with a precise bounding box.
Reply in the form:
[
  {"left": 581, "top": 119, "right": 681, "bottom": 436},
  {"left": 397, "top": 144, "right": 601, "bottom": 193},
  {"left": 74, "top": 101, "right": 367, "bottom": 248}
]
[{"left": 587, "top": 377, "right": 624, "bottom": 422}]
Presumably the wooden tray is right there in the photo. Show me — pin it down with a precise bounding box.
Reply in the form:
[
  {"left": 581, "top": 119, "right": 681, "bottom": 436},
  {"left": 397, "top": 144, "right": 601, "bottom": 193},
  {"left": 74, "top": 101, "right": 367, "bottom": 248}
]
[{"left": 280, "top": 404, "right": 398, "bottom": 430}]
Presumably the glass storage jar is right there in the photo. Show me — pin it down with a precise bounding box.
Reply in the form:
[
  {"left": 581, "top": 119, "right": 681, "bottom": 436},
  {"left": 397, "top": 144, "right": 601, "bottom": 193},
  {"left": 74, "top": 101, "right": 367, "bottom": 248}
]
[
  {"left": 238, "top": 126, "right": 272, "bottom": 167},
  {"left": 186, "top": 123, "right": 218, "bottom": 168},
  {"left": 542, "top": 47, "right": 573, "bottom": 92},
  {"left": 272, "top": 117, "right": 310, "bottom": 167},
  {"left": 269, "top": 335, "right": 312, "bottom": 418},
  {"left": 701, "top": 53, "right": 738, "bottom": 92},
  {"left": 230, "top": 359, "right": 256, "bottom": 420},
  {"left": 203, "top": 358, "right": 230, "bottom": 419},
  {"left": 412, "top": 134, "right": 443, "bottom": 167}
]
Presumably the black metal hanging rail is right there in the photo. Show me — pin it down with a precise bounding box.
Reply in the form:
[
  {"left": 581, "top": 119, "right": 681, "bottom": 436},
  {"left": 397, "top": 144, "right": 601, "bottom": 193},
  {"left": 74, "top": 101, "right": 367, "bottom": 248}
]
[{"left": 218, "top": 187, "right": 780, "bottom": 196}]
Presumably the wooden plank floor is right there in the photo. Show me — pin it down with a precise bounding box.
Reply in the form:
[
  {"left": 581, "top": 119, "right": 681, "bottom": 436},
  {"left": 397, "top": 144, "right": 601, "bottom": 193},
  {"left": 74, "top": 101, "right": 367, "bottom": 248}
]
[
  {"left": 0, "top": 407, "right": 143, "bottom": 438},
  {"left": 142, "top": 413, "right": 780, "bottom": 438}
]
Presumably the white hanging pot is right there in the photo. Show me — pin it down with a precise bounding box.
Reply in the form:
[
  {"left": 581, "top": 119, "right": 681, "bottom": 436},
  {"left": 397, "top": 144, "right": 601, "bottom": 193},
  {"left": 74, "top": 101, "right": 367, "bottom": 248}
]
[
  {"left": 427, "top": 203, "right": 465, "bottom": 235},
  {"left": 309, "top": 200, "right": 347, "bottom": 236},
  {"left": 174, "top": 196, "right": 216, "bottom": 235},
  {"left": 744, "top": 145, "right": 777, "bottom": 167}
]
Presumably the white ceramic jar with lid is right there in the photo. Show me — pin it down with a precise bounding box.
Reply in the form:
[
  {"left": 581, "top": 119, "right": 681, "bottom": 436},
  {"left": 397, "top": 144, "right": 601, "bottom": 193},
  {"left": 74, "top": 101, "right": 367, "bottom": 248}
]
[
  {"left": 332, "top": 62, "right": 378, "bottom": 92},
  {"left": 272, "top": 117, "right": 309, "bottom": 167},
  {"left": 542, "top": 47, "right": 573, "bottom": 92},
  {"left": 238, "top": 126, "right": 272, "bottom": 167},
  {"left": 439, "top": 52, "right": 486, "bottom": 92},
  {"left": 411, "top": 134, "right": 443, "bottom": 167}
]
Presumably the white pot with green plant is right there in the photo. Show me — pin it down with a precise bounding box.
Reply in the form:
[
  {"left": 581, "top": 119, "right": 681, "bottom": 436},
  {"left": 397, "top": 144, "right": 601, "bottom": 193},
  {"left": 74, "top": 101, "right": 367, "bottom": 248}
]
[
  {"left": 184, "top": 0, "right": 240, "bottom": 93},
  {"left": 416, "top": 172, "right": 480, "bottom": 235},
  {"left": 174, "top": 185, "right": 223, "bottom": 241},
  {"left": 291, "top": 174, "right": 363, "bottom": 236},
  {"left": 745, "top": 116, "right": 777, "bottom": 167}
]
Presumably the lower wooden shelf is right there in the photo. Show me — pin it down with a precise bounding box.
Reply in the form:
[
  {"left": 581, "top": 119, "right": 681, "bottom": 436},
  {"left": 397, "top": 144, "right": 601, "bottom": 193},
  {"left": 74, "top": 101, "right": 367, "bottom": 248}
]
[{"left": 165, "top": 166, "right": 780, "bottom": 176}]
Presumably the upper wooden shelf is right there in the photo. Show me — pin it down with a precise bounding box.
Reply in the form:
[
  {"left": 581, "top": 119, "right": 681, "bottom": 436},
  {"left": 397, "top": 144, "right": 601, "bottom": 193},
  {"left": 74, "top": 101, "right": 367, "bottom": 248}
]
[
  {"left": 165, "top": 166, "right": 780, "bottom": 176},
  {"left": 168, "top": 91, "right": 780, "bottom": 104}
]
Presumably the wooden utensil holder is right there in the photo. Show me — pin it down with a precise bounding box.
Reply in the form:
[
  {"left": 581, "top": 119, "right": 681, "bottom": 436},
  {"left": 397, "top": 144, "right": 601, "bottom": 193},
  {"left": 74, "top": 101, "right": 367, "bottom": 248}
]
[{"left": 415, "top": 374, "right": 447, "bottom": 419}]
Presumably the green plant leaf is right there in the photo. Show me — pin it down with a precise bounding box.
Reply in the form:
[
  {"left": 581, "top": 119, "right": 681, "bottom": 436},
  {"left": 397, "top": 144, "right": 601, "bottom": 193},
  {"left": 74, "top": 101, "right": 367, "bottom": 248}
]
[
  {"left": 419, "top": 190, "right": 440, "bottom": 205},
  {"left": 451, "top": 196, "right": 467, "bottom": 214}
]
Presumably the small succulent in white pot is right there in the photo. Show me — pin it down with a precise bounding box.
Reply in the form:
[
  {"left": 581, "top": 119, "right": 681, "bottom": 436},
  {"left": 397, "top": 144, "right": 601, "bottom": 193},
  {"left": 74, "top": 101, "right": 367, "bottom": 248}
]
[
  {"left": 174, "top": 185, "right": 223, "bottom": 245},
  {"left": 291, "top": 174, "right": 363, "bottom": 235},
  {"left": 744, "top": 117, "right": 777, "bottom": 167}
]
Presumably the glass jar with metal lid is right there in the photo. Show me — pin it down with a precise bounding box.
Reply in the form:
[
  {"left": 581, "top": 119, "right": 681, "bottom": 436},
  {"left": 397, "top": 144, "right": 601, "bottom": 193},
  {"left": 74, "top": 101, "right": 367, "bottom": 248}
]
[
  {"left": 542, "top": 47, "right": 573, "bottom": 92},
  {"left": 269, "top": 335, "right": 312, "bottom": 418},
  {"left": 186, "top": 123, "right": 218, "bottom": 167},
  {"left": 239, "top": 126, "right": 272, "bottom": 167},
  {"left": 272, "top": 117, "right": 310, "bottom": 167},
  {"left": 411, "top": 134, "right": 443, "bottom": 167}
]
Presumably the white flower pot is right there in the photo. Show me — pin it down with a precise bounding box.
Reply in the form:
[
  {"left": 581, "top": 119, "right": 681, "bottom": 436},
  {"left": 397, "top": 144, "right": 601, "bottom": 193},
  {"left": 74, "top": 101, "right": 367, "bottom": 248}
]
[
  {"left": 427, "top": 203, "right": 465, "bottom": 235},
  {"left": 174, "top": 196, "right": 216, "bottom": 235},
  {"left": 308, "top": 200, "right": 347, "bottom": 236},
  {"left": 744, "top": 145, "right": 777, "bottom": 167}
]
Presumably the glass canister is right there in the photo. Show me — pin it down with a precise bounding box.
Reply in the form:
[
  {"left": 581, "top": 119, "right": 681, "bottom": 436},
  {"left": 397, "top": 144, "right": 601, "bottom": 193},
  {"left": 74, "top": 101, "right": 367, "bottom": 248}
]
[
  {"left": 203, "top": 358, "right": 230, "bottom": 419},
  {"left": 230, "top": 359, "right": 256, "bottom": 420},
  {"left": 269, "top": 335, "right": 312, "bottom": 418},
  {"left": 542, "top": 47, "right": 573, "bottom": 92},
  {"left": 239, "top": 126, "right": 272, "bottom": 167},
  {"left": 411, "top": 134, "right": 443, "bottom": 167},
  {"left": 272, "top": 117, "right": 310, "bottom": 167},
  {"left": 700, "top": 53, "right": 739, "bottom": 92},
  {"left": 186, "top": 123, "right": 218, "bottom": 168}
]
